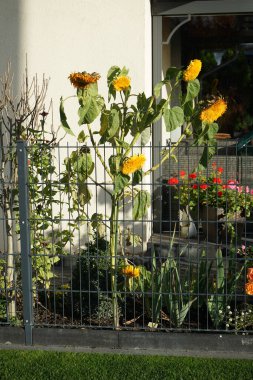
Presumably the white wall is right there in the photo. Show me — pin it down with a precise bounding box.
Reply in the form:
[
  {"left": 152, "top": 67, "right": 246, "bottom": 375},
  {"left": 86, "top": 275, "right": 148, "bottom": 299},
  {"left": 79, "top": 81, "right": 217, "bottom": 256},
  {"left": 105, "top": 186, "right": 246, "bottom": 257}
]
[
  {"left": 0, "top": 0, "right": 152, "bottom": 118},
  {"left": 0, "top": 0, "right": 153, "bottom": 253}
]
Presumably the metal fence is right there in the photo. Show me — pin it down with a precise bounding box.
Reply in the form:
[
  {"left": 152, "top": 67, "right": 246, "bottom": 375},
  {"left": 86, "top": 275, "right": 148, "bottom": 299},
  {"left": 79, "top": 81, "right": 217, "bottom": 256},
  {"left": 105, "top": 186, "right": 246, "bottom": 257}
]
[{"left": 1, "top": 139, "right": 253, "bottom": 344}]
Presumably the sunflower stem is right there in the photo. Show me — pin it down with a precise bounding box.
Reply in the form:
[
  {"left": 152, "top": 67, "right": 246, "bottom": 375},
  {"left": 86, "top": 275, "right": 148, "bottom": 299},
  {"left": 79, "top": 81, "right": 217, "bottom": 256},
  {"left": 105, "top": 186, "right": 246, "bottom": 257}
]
[
  {"left": 87, "top": 124, "right": 113, "bottom": 180},
  {"left": 144, "top": 126, "right": 190, "bottom": 176}
]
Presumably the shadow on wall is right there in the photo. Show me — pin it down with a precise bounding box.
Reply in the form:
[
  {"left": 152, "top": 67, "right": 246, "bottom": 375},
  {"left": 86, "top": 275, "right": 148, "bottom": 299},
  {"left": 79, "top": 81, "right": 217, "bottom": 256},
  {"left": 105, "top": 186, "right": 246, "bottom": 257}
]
[
  {"left": 0, "top": 0, "right": 22, "bottom": 93},
  {"left": 0, "top": 1, "right": 22, "bottom": 253}
]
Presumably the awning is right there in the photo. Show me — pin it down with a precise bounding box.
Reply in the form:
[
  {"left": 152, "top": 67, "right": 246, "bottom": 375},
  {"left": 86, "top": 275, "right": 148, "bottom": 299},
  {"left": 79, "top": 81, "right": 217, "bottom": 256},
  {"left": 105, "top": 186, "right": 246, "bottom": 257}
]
[{"left": 151, "top": 0, "right": 253, "bottom": 16}]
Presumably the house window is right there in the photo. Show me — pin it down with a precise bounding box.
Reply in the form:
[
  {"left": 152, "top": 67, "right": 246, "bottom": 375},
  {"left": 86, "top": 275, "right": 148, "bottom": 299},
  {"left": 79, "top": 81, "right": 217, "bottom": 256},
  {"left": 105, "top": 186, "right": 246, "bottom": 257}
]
[
  {"left": 151, "top": 1, "right": 253, "bottom": 232},
  {"left": 152, "top": 1, "right": 253, "bottom": 144}
]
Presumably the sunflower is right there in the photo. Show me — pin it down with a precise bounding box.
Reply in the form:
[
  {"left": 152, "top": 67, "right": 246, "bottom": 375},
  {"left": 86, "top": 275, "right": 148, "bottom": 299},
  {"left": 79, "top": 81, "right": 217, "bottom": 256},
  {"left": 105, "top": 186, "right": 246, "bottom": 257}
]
[
  {"left": 69, "top": 71, "right": 100, "bottom": 89},
  {"left": 245, "top": 282, "right": 253, "bottom": 295},
  {"left": 121, "top": 154, "right": 146, "bottom": 175},
  {"left": 183, "top": 59, "right": 202, "bottom": 81},
  {"left": 247, "top": 268, "right": 253, "bottom": 282},
  {"left": 113, "top": 75, "right": 131, "bottom": 91},
  {"left": 200, "top": 98, "right": 227, "bottom": 123},
  {"left": 122, "top": 265, "right": 140, "bottom": 278}
]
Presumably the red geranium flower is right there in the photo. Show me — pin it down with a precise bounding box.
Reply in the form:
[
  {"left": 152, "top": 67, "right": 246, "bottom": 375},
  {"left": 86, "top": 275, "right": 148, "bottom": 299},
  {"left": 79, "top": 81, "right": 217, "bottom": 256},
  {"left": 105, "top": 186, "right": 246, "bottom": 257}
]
[
  {"left": 167, "top": 177, "right": 179, "bottom": 185},
  {"left": 213, "top": 177, "right": 222, "bottom": 184},
  {"left": 217, "top": 167, "right": 223, "bottom": 173},
  {"left": 200, "top": 184, "right": 208, "bottom": 190},
  {"left": 192, "top": 184, "right": 198, "bottom": 189},
  {"left": 189, "top": 173, "right": 197, "bottom": 179},
  {"left": 179, "top": 170, "right": 186, "bottom": 178},
  {"left": 217, "top": 191, "right": 223, "bottom": 197}
]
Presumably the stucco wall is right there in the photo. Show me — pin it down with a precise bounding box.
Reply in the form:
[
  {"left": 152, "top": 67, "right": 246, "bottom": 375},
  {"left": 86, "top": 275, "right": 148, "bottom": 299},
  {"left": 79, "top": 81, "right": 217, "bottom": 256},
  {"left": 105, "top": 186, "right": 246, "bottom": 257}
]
[
  {"left": 0, "top": 0, "right": 153, "bottom": 252},
  {"left": 0, "top": 0, "right": 152, "bottom": 117}
]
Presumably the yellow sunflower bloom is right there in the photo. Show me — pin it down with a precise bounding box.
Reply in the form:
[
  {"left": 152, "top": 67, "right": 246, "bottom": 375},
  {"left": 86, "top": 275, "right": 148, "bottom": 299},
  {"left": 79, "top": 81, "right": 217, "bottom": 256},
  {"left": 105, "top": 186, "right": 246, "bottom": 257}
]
[
  {"left": 69, "top": 71, "right": 100, "bottom": 89},
  {"left": 113, "top": 75, "right": 131, "bottom": 91},
  {"left": 121, "top": 154, "right": 146, "bottom": 175},
  {"left": 245, "top": 282, "right": 253, "bottom": 295},
  {"left": 200, "top": 98, "right": 227, "bottom": 123},
  {"left": 122, "top": 265, "right": 140, "bottom": 278},
  {"left": 183, "top": 59, "right": 202, "bottom": 81}
]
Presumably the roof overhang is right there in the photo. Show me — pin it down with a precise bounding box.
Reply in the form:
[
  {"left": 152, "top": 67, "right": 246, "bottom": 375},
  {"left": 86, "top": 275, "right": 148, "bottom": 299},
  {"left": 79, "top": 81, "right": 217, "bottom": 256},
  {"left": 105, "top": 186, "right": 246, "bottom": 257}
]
[{"left": 151, "top": 0, "right": 253, "bottom": 16}]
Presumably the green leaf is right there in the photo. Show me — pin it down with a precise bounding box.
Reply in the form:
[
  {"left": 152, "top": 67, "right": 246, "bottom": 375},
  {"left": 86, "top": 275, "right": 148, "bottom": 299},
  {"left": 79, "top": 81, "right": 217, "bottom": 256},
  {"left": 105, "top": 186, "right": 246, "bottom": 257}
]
[
  {"left": 77, "top": 83, "right": 99, "bottom": 99},
  {"left": 114, "top": 173, "right": 130, "bottom": 194},
  {"left": 108, "top": 107, "right": 120, "bottom": 138},
  {"left": 197, "top": 140, "right": 217, "bottom": 171},
  {"left": 120, "top": 66, "right": 129, "bottom": 76},
  {"left": 183, "top": 101, "right": 194, "bottom": 119},
  {"left": 164, "top": 67, "right": 182, "bottom": 81},
  {"left": 132, "top": 170, "right": 143, "bottom": 186},
  {"left": 99, "top": 106, "right": 121, "bottom": 143},
  {"left": 90, "top": 213, "right": 105, "bottom": 237},
  {"left": 59, "top": 97, "right": 75, "bottom": 136},
  {"left": 107, "top": 66, "right": 121, "bottom": 101},
  {"left": 133, "top": 190, "right": 151, "bottom": 220},
  {"left": 72, "top": 150, "right": 94, "bottom": 180},
  {"left": 141, "top": 127, "right": 151, "bottom": 146},
  {"left": 77, "top": 130, "right": 88, "bottom": 143},
  {"left": 78, "top": 95, "right": 104, "bottom": 125},
  {"left": 85, "top": 82, "right": 99, "bottom": 97},
  {"left": 78, "top": 183, "right": 92, "bottom": 206},
  {"left": 183, "top": 79, "right": 200, "bottom": 104},
  {"left": 78, "top": 93, "right": 92, "bottom": 123},
  {"left": 114, "top": 138, "right": 130, "bottom": 150},
  {"left": 108, "top": 155, "right": 121, "bottom": 175},
  {"left": 164, "top": 106, "right": 184, "bottom": 132},
  {"left": 133, "top": 94, "right": 160, "bottom": 134},
  {"left": 207, "top": 122, "right": 219, "bottom": 139},
  {"left": 153, "top": 81, "right": 164, "bottom": 98}
]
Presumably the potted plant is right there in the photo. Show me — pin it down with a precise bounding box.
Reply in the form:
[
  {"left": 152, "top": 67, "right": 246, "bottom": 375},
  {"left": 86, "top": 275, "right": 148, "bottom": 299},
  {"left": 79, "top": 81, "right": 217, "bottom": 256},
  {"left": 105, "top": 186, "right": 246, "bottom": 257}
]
[{"left": 167, "top": 163, "right": 253, "bottom": 243}]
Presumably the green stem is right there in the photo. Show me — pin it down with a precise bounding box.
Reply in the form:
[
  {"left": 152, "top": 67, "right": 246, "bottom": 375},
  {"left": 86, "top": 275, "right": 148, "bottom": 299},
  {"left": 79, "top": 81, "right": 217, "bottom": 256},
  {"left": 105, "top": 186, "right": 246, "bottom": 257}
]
[
  {"left": 88, "top": 175, "right": 112, "bottom": 197},
  {"left": 87, "top": 124, "right": 113, "bottom": 180},
  {"left": 144, "top": 126, "right": 190, "bottom": 176},
  {"left": 123, "top": 132, "right": 141, "bottom": 159},
  {"left": 110, "top": 195, "right": 120, "bottom": 329}
]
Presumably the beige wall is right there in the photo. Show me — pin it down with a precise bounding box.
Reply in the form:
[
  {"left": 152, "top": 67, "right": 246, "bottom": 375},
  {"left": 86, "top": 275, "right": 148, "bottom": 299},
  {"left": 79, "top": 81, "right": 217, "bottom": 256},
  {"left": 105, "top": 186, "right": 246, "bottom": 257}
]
[
  {"left": 0, "top": 0, "right": 153, "bottom": 252},
  {"left": 0, "top": 0, "right": 152, "bottom": 118}
]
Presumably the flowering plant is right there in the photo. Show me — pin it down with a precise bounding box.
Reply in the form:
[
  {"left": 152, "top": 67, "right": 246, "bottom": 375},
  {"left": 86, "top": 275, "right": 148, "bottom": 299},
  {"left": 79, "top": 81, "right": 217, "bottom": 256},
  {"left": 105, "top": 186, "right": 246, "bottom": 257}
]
[
  {"left": 60, "top": 60, "right": 227, "bottom": 328},
  {"left": 245, "top": 267, "right": 253, "bottom": 295},
  {"left": 168, "top": 162, "right": 253, "bottom": 217}
]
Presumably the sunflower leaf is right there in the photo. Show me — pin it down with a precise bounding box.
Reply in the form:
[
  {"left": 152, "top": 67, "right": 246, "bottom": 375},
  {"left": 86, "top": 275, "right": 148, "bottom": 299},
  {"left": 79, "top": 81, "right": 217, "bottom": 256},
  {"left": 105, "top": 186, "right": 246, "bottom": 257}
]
[{"left": 59, "top": 97, "right": 75, "bottom": 136}]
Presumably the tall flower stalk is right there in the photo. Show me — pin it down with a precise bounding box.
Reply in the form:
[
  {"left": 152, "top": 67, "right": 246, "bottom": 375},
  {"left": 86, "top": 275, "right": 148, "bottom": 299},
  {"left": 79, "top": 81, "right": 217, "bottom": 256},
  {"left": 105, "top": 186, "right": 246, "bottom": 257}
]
[{"left": 60, "top": 61, "right": 227, "bottom": 328}]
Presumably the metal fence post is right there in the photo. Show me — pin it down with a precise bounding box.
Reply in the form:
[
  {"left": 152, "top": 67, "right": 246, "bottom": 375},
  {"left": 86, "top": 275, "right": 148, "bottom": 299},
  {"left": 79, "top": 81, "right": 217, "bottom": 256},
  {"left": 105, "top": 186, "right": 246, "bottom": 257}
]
[{"left": 17, "top": 140, "right": 33, "bottom": 345}]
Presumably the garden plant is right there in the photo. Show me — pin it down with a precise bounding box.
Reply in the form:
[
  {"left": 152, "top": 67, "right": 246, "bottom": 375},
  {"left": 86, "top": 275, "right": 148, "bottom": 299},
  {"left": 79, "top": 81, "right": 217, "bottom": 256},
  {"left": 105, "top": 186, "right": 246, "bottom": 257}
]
[{"left": 60, "top": 59, "right": 229, "bottom": 328}]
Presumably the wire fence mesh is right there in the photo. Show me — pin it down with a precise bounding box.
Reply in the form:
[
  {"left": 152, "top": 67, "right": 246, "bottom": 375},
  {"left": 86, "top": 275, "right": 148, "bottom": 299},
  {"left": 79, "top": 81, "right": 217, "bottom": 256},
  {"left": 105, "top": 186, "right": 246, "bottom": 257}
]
[{"left": 1, "top": 139, "right": 253, "bottom": 339}]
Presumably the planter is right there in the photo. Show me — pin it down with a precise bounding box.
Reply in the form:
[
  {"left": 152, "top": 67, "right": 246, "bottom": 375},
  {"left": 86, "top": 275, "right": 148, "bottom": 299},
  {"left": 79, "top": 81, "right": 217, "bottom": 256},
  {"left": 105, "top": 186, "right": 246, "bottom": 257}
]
[{"left": 199, "top": 206, "right": 245, "bottom": 244}]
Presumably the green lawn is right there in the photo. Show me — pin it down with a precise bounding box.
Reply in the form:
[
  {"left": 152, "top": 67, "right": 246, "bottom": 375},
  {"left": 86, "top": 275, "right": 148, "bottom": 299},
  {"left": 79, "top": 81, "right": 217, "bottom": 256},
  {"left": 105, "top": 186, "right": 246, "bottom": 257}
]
[{"left": 0, "top": 350, "right": 252, "bottom": 380}]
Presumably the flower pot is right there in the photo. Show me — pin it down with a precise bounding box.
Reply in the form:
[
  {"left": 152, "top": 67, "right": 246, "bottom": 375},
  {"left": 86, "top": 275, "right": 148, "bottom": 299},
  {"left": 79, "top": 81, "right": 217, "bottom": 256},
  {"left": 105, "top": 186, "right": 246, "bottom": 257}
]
[{"left": 199, "top": 206, "right": 245, "bottom": 244}]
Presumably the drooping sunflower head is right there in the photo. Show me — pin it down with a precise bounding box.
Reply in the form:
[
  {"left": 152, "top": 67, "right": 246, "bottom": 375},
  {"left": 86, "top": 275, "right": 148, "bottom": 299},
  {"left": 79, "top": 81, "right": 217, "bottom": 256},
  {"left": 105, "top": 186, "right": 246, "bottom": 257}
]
[
  {"left": 122, "top": 265, "right": 140, "bottom": 278},
  {"left": 183, "top": 59, "right": 202, "bottom": 81},
  {"left": 121, "top": 154, "right": 146, "bottom": 175},
  {"left": 200, "top": 98, "right": 227, "bottom": 123},
  {"left": 113, "top": 75, "right": 131, "bottom": 91},
  {"left": 69, "top": 71, "right": 101, "bottom": 89}
]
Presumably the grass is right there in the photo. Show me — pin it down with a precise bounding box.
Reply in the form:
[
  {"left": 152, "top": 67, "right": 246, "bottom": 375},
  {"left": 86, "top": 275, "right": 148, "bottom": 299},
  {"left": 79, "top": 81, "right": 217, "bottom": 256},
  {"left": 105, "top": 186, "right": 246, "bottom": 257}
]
[{"left": 0, "top": 350, "right": 252, "bottom": 380}]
